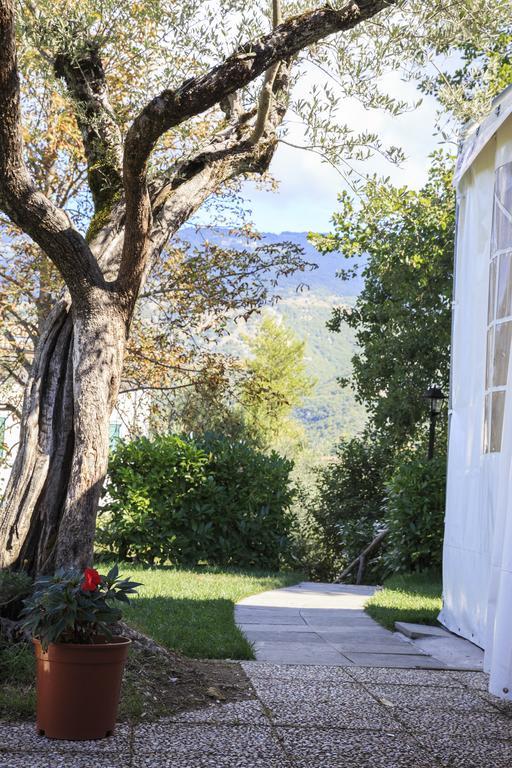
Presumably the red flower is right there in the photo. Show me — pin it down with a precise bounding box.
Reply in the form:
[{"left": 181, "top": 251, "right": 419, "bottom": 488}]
[{"left": 82, "top": 568, "right": 102, "bottom": 592}]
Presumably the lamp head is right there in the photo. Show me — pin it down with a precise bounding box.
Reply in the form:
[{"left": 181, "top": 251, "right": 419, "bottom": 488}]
[{"left": 423, "top": 385, "right": 446, "bottom": 414}]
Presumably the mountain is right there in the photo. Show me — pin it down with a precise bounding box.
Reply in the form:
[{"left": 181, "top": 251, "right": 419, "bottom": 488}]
[
  {"left": 179, "top": 227, "right": 364, "bottom": 297},
  {"left": 180, "top": 227, "right": 366, "bottom": 453}
]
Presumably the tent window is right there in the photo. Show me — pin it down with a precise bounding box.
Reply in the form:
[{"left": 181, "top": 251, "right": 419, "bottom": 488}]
[
  {"left": 488, "top": 257, "right": 497, "bottom": 322},
  {"left": 493, "top": 321, "right": 512, "bottom": 387},
  {"left": 484, "top": 161, "right": 512, "bottom": 453},
  {"left": 491, "top": 391, "right": 506, "bottom": 452},
  {"left": 491, "top": 163, "right": 512, "bottom": 252},
  {"left": 497, "top": 251, "right": 512, "bottom": 318}
]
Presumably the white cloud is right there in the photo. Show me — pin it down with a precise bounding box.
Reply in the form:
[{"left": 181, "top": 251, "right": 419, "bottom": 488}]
[{"left": 242, "top": 69, "right": 441, "bottom": 233}]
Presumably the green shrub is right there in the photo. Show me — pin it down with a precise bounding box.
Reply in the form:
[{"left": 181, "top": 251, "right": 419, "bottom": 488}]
[
  {"left": 384, "top": 451, "right": 446, "bottom": 574},
  {"left": 195, "top": 433, "right": 296, "bottom": 567},
  {"left": 0, "top": 570, "right": 32, "bottom": 620},
  {"left": 98, "top": 435, "right": 209, "bottom": 564},
  {"left": 303, "top": 436, "right": 390, "bottom": 581},
  {"left": 97, "top": 433, "right": 295, "bottom": 569}
]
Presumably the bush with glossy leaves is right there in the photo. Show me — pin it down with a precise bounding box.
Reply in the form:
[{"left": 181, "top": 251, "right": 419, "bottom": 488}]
[
  {"left": 384, "top": 451, "right": 447, "bottom": 574},
  {"left": 98, "top": 433, "right": 296, "bottom": 569}
]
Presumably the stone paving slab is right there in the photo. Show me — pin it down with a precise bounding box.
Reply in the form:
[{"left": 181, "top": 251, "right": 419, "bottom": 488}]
[
  {"left": 235, "top": 609, "right": 305, "bottom": 626},
  {"left": 297, "top": 582, "right": 377, "bottom": 595},
  {"left": 391, "top": 706, "right": 512, "bottom": 740},
  {"left": 237, "top": 623, "right": 315, "bottom": 633},
  {"left": 276, "top": 727, "right": 435, "bottom": 768},
  {"left": 168, "top": 699, "right": 267, "bottom": 724},
  {"left": 2, "top": 662, "right": 511, "bottom": 767},
  {"left": 251, "top": 640, "right": 352, "bottom": 665},
  {"left": 412, "top": 733, "right": 512, "bottom": 768},
  {"left": 0, "top": 721, "right": 130, "bottom": 754},
  {"left": 395, "top": 621, "right": 451, "bottom": 638},
  {"left": 308, "top": 628, "right": 401, "bottom": 641},
  {"left": 328, "top": 640, "right": 429, "bottom": 655},
  {"left": 132, "top": 723, "right": 275, "bottom": 755},
  {"left": 448, "top": 669, "right": 490, "bottom": 690},
  {"left": 264, "top": 699, "right": 401, "bottom": 730},
  {"left": 236, "top": 581, "right": 443, "bottom": 668},
  {"left": 132, "top": 754, "right": 287, "bottom": 768},
  {"left": 250, "top": 678, "right": 376, "bottom": 703},
  {"left": 0, "top": 755, "right": 126, "bottom": 768},
  {"left": 345, "top": 666, "right": 466, "bottom": 687},
  {"left": 244, "top": 662, "right": 354, "bottom": 682},
  {"left": 367, "top": 682, "right": 493, "bottom": 712},
  {"left": 341, "top": 651, "right": 446, "bottom": 668},
  {"left": 242, "top": 630, "right": 326, "bottom": 644},
  {"left": 411, "top": 633, "right": 484, "bottom": 670}
]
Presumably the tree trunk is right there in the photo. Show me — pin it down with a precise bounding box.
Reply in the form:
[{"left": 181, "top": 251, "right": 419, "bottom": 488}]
[{"left": 0, "top": 291, "right": 127, "bottom": 574}]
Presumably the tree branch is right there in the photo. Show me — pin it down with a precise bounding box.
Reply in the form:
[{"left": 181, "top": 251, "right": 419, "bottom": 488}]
[
  {"left": 0, "top": 360, "right": 27, "bottom": 388},
  {"left": 0, "top": 0, "right": 105, "bottom": 301},
  {"left": 249, "top": 63, "right": 281, "bottom": 146},
  {"left": 249, "top": 0, "right": 283, "bottom": 145},
  {"left": 0, "top": 266, "right": 31, "bottom": 294},
  {"left": 116, "top": 1, "right": 395, "bottom": 298},
  {"left": 3, "top": 307, "right": 38, "bottom": 342},
  {"left": 54, "top": 41, "right": 123, "bottom": 213},
  {"left": 112, "top": 57, "right": 293, "bottom": 307},
  {"left": 148, "top": 117, "right": 283, "bottom": 258},
  {"left": 0, "top": 401, "right": 21, "bottom": 420},
  {"left": 119, "top": 383, "right": 194, "bottom": 394},
  {"left": 126, "top": 2, "right": 393, "bottom": 174}
]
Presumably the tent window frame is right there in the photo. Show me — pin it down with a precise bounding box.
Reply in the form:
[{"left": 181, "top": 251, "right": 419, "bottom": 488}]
[{"left": 484, "top": 161, "right": 512, "bottom": 453}]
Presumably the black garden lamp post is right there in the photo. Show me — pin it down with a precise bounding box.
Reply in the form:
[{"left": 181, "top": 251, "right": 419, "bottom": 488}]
[{"left": 423, "top": 385, "right": 446, "bottom": 460}]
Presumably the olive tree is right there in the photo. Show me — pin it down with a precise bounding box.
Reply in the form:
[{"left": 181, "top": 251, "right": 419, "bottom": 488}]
[{"left": 0, "top": 0, "right": 504, "bottom": 573}]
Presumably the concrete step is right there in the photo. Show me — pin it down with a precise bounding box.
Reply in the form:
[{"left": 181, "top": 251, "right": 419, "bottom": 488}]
[{"left": 395, "top": 621, "right": 450, "bottom": 639}]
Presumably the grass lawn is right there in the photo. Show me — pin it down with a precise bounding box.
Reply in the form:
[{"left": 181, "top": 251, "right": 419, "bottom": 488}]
[
  {"left": 122, "top": 565, "right": 303, "bottom": 659},
  {"left": 0, "top": 640, "right": 36, "bottom": 720},
  {"left": 0, "top": 566, "right": 302, "bottom": 720},
  {"left": 365, "top": 571, "right": 442, "bottom": 631}
]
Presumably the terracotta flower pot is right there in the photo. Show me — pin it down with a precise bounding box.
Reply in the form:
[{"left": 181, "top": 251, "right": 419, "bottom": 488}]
[{"left": 33, "top": 636, "right": 130, "bottom": 740}]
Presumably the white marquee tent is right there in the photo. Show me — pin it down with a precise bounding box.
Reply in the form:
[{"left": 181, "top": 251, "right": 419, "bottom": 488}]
[{"left": 441, "top": 85, "right": 512, "bottom": 701}]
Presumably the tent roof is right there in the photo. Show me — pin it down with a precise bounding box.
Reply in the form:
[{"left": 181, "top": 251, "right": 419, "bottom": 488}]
[{"left": 454, "top": 84, "right": 512, "bottom": 187}]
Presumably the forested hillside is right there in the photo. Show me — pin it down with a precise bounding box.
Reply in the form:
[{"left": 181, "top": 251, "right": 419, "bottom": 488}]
[{"left": 180, "top": 228, "right": 366, "bottom": 453}]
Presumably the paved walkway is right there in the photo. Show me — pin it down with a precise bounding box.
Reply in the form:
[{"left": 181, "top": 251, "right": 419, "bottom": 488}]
[
  {"left": 236, "top": 581, "right": 445, "bottom": 668},
  {"left": 2, "top": 582, "right": 500, "bottom": 767},
  {"left": 2, "top": 665, "right": 511, "bottom": 767}
]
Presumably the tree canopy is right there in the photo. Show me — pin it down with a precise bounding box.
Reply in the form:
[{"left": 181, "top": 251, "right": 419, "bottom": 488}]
[
  {"left": 241, "top": 315, "right": 314, "bottom": 451},
  {"left": 312, "top": 152, "right": 454, "bottom": 447}
]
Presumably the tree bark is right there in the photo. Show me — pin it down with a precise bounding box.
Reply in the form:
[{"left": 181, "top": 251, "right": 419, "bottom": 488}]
[{"left": 0, "top": 289, "right": 127, "bottom": 573}]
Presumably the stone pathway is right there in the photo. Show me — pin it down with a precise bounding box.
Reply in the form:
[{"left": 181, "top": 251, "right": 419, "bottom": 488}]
[
  {"left": 236, "top": 581, "right": 446, "bottom": 668},
  {"left": 2, "top": 665, "right": 512, "bottom": 767},
  {"left": 1, "top": 581, "right": 498, "bottom": 767}
]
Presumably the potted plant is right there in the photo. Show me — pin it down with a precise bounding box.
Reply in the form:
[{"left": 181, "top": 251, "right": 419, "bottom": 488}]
[{"left": 21, "top": 564, "right": 141, "bottom": 740}]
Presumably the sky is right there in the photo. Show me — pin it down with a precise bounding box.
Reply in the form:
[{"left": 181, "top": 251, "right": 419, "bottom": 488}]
[{"left": 240, "top": 71, "right": 443, "bottom": 234}]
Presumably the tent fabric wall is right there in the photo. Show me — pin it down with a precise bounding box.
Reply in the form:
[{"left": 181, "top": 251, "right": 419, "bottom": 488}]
[
  {"left": 441, "top": 98, "right": 512, "bottom": 700},
  {"left": 485, "top": 117, "right": 512, "bottom": 700},
  {"left": 440, "top": 139, "right": 497, "bottom": 647}
]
